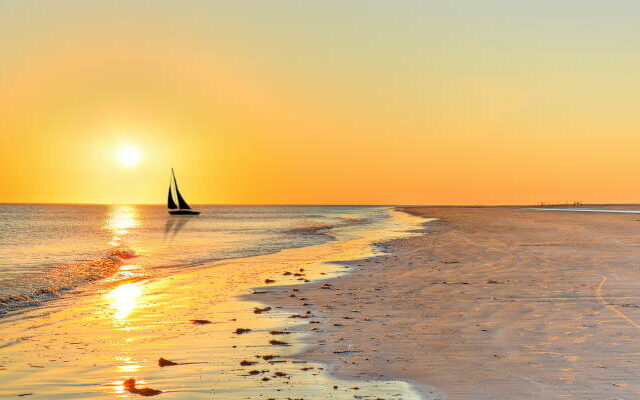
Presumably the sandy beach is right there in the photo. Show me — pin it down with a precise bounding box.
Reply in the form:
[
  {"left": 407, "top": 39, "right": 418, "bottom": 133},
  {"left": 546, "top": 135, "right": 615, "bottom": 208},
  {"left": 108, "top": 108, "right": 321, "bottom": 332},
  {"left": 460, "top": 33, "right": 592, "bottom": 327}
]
[{"left": 259, "top": 206, "right": 640, "bottom": 399}]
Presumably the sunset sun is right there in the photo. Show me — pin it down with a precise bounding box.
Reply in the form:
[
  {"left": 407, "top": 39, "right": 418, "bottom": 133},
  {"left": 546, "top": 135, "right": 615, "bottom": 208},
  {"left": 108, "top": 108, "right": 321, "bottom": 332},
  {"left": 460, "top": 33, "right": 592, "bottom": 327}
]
[{"left": 117, "top": 146, "right": 141, "bottom": 167}]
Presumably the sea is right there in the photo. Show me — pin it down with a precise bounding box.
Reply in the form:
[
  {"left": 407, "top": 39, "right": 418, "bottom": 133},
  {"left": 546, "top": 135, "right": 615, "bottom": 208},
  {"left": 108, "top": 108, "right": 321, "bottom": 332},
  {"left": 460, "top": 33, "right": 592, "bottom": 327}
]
[{"left": 0, "top": 204, "right": 390, "bottom": 315}]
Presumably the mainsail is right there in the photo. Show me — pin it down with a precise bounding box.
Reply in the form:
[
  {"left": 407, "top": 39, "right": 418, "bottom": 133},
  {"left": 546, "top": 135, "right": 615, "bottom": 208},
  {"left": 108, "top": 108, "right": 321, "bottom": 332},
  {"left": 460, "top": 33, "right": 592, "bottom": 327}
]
[
  {"left": 167, "top": 186, "right": 178, "bottom": 209},
  {"left": 171, "top": 169, "right": 191, "bottom": 210}
]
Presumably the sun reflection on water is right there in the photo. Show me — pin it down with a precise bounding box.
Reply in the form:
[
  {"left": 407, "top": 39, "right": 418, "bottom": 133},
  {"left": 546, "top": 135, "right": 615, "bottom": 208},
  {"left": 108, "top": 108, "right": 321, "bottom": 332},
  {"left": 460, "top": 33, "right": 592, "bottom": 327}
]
[
  {"left": 103, "top": 205, "right": 146, "bottom": 322},
  {"left": 115, "top": 356, "right": 143, "bottom": 373},
  {"left": 107, "top": 282, "right": 143, "bottom": 321},
  {"left": 106, "top": 205, "right": 139, "bottom": 242}
]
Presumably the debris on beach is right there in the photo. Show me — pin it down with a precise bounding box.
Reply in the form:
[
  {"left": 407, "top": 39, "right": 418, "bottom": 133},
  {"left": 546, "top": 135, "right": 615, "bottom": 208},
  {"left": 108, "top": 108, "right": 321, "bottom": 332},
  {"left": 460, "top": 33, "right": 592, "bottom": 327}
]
[
  {"left": 190, "top": 319, "right": 212, "bottom": 325},
  {"left": 283, "top": 271, "right": 292, "bottom": 275},
  {"left": 123, "top": 378, "right": 162, "bottom": 397},
  {"left": 269, "top": 330, "right": 290, "bottom": 335},
  {"left": 235, "top": 328, "right": 252, "bottom": 334},
  {"left": 240, "top": 360, "right": 257, "bottom": 366},
  {"left": 262, "top": 354, "right": 278, "bottom": 360},
  {"left": 273, "top": 371, "right": 288, "bottom": 377},
  {"left": 269, "top": 339, "right": 289, "bottom": 346},
  {"left": 158, "top": 357, "right": 179, "bottom": 367},
  {"left": 254, "top": 307, "right": 272, "bottom": 314},
  {"left": 320, "top": 283, "right": 332, "bottom": 289},
  {"left": 248, "top": 370, "right": 261, "bottom": 375},
  {"left": 487, "top": 279, "right": 501, "bottom": 284},
  {"left": 264, "top": 279, "right": 276, "bottom": 284},
  {"left": 289, "top": 314, "right": 311, "bottom": 319},
  {"left": 253, "top": 290, "right": 269, "bottom": 294}
]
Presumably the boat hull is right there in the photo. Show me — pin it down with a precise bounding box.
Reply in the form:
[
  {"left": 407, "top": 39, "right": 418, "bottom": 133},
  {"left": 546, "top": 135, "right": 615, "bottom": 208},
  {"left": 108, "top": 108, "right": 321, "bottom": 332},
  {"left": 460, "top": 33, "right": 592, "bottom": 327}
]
[{"left": 168, "top": 210, "right": 200, "bottom": 215}]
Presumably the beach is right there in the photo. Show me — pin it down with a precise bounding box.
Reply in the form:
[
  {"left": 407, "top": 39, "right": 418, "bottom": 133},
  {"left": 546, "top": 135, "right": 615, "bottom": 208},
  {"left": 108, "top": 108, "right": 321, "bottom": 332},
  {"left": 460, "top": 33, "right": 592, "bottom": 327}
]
[
  {"left": 3, "top": 206, "right": 640, "bottom": 399},
  {"left": 261, "top": 206, "right": 640, "bottom": 399}
]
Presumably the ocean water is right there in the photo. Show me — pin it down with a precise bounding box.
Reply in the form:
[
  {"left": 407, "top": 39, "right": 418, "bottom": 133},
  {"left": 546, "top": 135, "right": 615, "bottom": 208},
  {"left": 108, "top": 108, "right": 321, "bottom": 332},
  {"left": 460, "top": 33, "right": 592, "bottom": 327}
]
[{"left": 0, "top": 204, "right": 388, "bottom": 315}]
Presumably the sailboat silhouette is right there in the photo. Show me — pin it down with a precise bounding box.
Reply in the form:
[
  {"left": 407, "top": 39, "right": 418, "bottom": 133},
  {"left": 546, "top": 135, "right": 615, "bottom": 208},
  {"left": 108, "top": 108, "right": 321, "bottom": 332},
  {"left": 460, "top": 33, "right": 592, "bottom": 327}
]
[{"left": 167, "top": 169, "right": 200, "bottom": 215}]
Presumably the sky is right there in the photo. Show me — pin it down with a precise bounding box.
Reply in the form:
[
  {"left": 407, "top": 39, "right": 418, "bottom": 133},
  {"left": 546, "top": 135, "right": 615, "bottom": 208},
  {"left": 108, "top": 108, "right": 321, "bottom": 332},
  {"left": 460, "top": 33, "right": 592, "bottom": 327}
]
[{"left": 1, "top": 0, "right": 640, "bottom": 205}]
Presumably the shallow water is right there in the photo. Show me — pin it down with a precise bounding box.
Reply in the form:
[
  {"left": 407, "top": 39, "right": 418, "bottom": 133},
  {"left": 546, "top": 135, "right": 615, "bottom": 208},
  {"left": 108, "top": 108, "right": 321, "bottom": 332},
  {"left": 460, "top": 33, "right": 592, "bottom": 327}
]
[
  {"left": 0, "top": 206, "right": 429, "bottom": 399},
  {"left": 0, "top": 205, "right": 386, "bottom": 313}
]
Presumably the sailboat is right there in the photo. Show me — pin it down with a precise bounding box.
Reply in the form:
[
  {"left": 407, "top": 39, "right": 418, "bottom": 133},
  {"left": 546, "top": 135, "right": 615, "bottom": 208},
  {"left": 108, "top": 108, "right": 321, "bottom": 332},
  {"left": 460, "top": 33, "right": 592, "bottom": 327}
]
[{"left": 167, "top": 169, "right": 200, "bottom": 215}]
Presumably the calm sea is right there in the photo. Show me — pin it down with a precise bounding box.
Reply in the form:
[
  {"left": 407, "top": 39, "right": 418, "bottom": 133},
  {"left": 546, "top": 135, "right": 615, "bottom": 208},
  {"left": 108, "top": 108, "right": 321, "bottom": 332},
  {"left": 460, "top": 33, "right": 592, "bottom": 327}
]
[{"left": 0, "top": 204, "right": 388, "bottom": 315}]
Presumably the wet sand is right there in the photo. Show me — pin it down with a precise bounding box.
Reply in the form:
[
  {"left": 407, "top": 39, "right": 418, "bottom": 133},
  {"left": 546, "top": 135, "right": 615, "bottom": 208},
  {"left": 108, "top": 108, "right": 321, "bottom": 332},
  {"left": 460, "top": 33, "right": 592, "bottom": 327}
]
[
  {"left": 0, "top": 209, "right": 428, "bottom": 399},
  {"left": 259, "top": 207, "right": 640, "bottom": 399}
]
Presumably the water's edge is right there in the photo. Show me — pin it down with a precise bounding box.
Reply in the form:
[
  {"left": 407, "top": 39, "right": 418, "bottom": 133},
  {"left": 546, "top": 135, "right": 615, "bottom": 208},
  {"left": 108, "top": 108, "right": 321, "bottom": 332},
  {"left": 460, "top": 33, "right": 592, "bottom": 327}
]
[{"left": 243, "top": 208, "right": 445, "bottom": 400}]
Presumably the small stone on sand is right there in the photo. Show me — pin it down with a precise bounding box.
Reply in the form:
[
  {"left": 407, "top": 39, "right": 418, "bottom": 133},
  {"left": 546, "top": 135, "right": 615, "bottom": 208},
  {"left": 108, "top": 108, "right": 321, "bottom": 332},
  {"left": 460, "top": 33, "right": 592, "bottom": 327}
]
[
  {"left": 190, "top": 319, "right": 212, "bottom": 325},
  {"left": 158, "top": 357, "right": 178, "bottom": 367}
]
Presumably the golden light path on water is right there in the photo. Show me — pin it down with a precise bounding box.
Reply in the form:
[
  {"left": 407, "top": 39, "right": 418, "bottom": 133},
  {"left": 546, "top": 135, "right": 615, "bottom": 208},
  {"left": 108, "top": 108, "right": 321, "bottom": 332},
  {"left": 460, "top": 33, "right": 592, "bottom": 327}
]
[
  {"left": 106, "top": 205, "right": 139, "bottom": 244},
  {"left": 104, "top": 205, "right": 148, "bottom": 395},
  {"left": 104, "top": 206, "right": 146, "bottom": 323}
]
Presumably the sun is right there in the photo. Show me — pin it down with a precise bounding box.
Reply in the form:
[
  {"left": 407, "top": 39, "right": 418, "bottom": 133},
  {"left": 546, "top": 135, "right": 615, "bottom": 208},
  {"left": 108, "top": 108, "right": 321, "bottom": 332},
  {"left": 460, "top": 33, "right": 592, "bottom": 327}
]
[{"left": 117, "top": 146, "right": 141, "bottom": 167}]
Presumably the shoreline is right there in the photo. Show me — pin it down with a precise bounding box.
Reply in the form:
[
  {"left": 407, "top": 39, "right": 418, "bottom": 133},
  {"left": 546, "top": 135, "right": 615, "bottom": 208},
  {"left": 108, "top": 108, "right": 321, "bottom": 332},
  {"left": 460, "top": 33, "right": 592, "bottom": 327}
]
[
  {"left": 242, "top": 209, "right": 444, "bottom": 399},
  {"left": 248, "top": 209, "right": 445, "bottom": 399}
]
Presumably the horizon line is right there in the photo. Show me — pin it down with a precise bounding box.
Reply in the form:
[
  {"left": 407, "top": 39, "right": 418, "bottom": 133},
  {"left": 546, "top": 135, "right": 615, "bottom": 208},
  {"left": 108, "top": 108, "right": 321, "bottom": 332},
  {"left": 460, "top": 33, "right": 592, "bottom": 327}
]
[{"left": 1, "top": 202, "right": 640, "bottom": 207}]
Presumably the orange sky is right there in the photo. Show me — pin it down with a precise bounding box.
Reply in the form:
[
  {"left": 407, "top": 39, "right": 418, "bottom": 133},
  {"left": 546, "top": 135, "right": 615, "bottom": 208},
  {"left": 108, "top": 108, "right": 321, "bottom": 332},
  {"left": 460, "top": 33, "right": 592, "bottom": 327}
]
[{"left": 2, "top": 1, "right": 640, "bottom": 205}]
